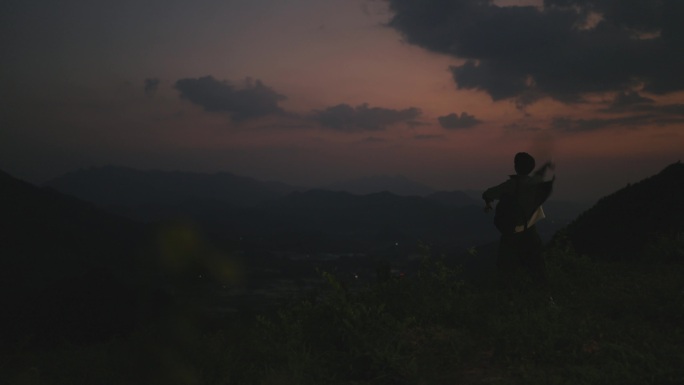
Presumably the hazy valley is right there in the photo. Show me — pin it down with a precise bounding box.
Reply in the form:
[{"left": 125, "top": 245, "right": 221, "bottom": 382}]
[{"left": 2, "top": 162, "right": 682, "bottom": 384}]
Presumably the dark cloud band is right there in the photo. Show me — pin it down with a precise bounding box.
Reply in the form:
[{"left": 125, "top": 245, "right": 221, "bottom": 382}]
[
  {"left": 437, "top": 112, "right": 482, "bottom": 129},
  {"left": 314, "top": 103, "right": 421, "bottom": 132},
  {"left": 175, "top": 76, "right": 286, "bottom": 121},
  {"left": 387, "top": 0, "right": 684, "bottom": 105},
  {"left": 552, "top": 114, "right": 657, "bottom": 132},
  {"left": 144, "top": 78, "right": 160, "bottom": 96}
]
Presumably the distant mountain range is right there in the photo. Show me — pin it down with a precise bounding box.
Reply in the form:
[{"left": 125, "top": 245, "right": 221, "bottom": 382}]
[
  {"left": 425, "top": 190, "right": 478, "bottom": 207},
  {"left": 45, "top": 167, "right": 445, "bottom": 206},
  {"left": 44, "top": 165, "right": 582, "bottom": 211},
  {"left": 5, "top": 161, "right": 682, "bottom": 345},
  {"left": 42, "top": 166, "right": 498, "bottom": 250},
  {"left": 323, "top": 175, "right": 436, "bottom": 196},
  {"left": 45, "top": 167, "right": 490, "bottom": 205},
  {"left": 45, "top": 165, "right": 293, "bottom": 208},
  {"left": 42, "top": 166, "right": 586, "bottom": 249}
]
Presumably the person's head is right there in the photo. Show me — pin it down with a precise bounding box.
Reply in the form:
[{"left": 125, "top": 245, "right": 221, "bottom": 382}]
[{"left": 514, "top": 152, "right": 535, "bottom": 175}]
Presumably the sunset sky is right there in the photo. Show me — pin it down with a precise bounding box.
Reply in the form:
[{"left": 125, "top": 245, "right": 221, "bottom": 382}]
[{"left": 2, "top": 0, "right": 683, "bottom": 202}]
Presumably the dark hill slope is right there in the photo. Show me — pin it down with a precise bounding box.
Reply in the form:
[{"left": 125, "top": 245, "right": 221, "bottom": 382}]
[
  {"left": 425, "top": 190, "right": 477, "bottom": 208},
  {"left": 1, "top": 169, "right": 146, "bottom": 343},
  {"left": 324, "top": 175, "right": 435, "bottom": 196},
  {"left": 110, "top": 188, "right": 500, "bottom": 253},
  {"left": 562, "top": 162, "right": 684, "bottom": 260},
  {"left": 2, "top": 169, "right": 144, "bottom": 282},
  {"left": 45, "top": 165, "right": 284, "bottom": 208}
]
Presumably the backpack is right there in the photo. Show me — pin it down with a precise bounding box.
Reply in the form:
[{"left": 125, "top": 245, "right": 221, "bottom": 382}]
[
  {"left": 494, "top": 177, "right": 555, "bottom": 235},
  {"left": 494, "top": 179, "right": 526, "bottom": 235}
]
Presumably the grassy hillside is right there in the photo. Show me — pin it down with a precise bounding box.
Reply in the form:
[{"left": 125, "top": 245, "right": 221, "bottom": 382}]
[
  {"left": 4, "top": 164, "right": 683, "bottom": 384},
  {"left": 3, "top": 241, "right": 683, "bottom": 385}
]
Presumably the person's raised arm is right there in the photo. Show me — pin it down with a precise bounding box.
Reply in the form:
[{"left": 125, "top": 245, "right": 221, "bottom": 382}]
[
  {"left": 533, "top": 161, "right": 555, "bottom": 179},
  {"left": 482, "top": 180, "right": 510, "bottom": 213}
]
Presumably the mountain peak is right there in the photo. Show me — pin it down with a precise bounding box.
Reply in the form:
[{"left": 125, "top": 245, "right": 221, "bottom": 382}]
[
  {"left": 324, "top": 174, "right": 435, "bottom": 196},
  {"left": 44, "top": 166, "right": 285, "bottom": 208}
]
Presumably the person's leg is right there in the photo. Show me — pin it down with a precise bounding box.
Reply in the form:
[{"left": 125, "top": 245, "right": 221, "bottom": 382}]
[
  {"left": 521, "top": 226, "right": 548, "bottom": 288},
  {"left": 497, "top": 234, "right": 520, "bottom": 290}
]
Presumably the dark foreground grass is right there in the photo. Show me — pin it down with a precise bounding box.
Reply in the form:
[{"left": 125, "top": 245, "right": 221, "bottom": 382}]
[{"left": 3, "top": 243, "right": 684, "bottom": 385}]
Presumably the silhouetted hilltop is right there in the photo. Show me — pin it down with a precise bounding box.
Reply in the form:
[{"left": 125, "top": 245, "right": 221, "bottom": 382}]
[
  {"left": 262, "top": 179, "right": 307, "bottom": 195},
  {"left": 2, "top": 169, "right": 143, "bottom": 273},
  {"left": 98, "top": 186, "right": 501, "bottom": 253},
  {"left": 1, "top": 169, "right": 146, "bottom": 343},
  {"left": 41, "top": 165, "right": 578, "bottom": 256},
  {"left": 425, "top": 190, "right": 478, "bottom": 208},
  {"left": 275, "top": 189, "right": 362, "bottom": 211},
  {"left": 562, "top": 161, "right": 684, "bottom": 260},
  {"left": 324, "top": 175, "right": 436, "bottom": 196},
  {"left": 45, "top": 165, "right": 289, "bottom": 208}
]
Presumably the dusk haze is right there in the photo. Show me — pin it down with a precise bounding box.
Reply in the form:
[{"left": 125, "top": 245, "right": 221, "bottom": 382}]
[
  {"left": 3, "top": 0, "right": 683, "bottom": 202},
  {"left": 3, "top": 1, "right": 684, "bottom": 383}
]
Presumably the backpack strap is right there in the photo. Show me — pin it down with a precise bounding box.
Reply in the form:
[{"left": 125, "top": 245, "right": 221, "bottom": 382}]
[{"left": 514, "top": 177, "right": 529, "bottom": 233}]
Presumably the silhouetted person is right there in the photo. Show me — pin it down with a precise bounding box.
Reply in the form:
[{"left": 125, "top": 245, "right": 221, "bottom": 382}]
[{"left": 483, "top": 152, "right": 554, "bottom": 290}]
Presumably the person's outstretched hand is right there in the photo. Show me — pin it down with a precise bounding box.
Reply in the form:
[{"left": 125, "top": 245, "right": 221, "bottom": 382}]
[{"left": 536, "top": 161, "right": 556, "bottom": 177}]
